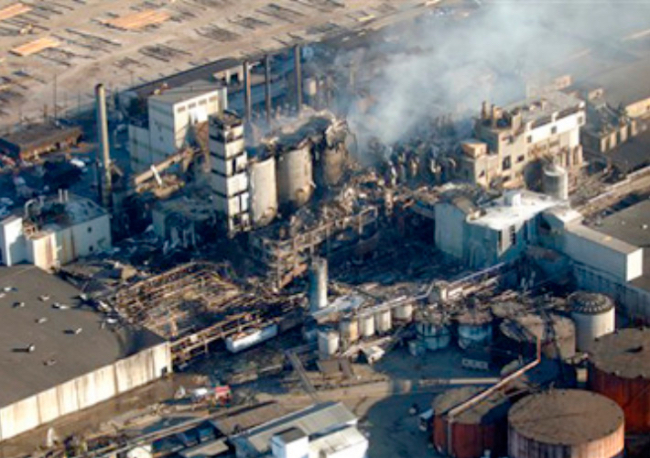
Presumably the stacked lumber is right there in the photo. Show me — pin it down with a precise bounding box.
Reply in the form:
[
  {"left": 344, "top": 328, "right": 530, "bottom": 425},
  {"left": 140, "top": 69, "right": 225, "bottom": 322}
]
[
  {"left": 0, "top": 3, "right": 31, "bottom": 21},
  {"left": 11, "top": 37, "right": 61, "bottom": 57},
  {"left": 104, "top": 9, "right": 170, "bottom": 30}
]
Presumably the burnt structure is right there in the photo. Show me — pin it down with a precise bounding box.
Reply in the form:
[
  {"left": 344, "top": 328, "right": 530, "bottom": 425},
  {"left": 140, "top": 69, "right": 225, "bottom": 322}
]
[{"left": 0, "top": 122, "right": 82, "bottom": 161}]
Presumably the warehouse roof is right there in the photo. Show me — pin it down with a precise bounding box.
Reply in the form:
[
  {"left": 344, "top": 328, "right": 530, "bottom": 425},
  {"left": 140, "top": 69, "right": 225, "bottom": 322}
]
[
  {"left": 0, "top": 122, "right": 82, "bottom": 157},
  {"left": 149, "top": 81, "right": 224, "bottom": 106},
  {"left": 508, "top": 390, "right": 624, "bottom": 445},
  {"left": 232, "top": 402, "right": 356, "bottom": 455},
  {"left": 0, "top": 265, "right": 164, "bottom": 408}
]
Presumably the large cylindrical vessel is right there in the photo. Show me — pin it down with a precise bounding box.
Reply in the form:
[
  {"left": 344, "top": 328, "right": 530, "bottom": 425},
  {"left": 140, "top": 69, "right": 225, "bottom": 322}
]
[
  {"left": 340, "top": 316, "right": 359, "bottom": 346},
  {"left": 433, "top": 386, "right": 510, "bottom": 458},
  {"left": 276, "top": 142, "right": 313, "bottom": 208},
  {"left": 359, "top": 314, "right": 375, "bottom": 338},
  {"left": 508, "top": 390, "right": 624, "bottom": 458},
  {"left": 457, "top": 310, "right": 492, "bottom": 350},
  {"left": 499, "top": 313, "right": 575, "bottom": 360},
  {"left": 321, "top": 145, "right": 347, "bottom": 186},
  {"left": 249, "top": 154, "right": 278, "bottom": 227},
  {"left": 589, "top": 328, "right": 650, "bottom": 433},
  {"left": 308, "top": 258, "right": 328, "bottom": 313},
  {"left": 569, "top": 292, "right": 615, "bottom": 352},
  {"left": 392, "top": 301, "right": 414, "bottom": 322},
  {"left": 317, "top": 327, "right": 340, "bottom": 357},
  {"left": 375, "top": 309, "right": 392, "bottom": 334},
  {"left": 542, "top": 163, "right": 569, "bottom": 200},
  {"left": 416, "top": 311, "right": 451, "bottom": 352}
]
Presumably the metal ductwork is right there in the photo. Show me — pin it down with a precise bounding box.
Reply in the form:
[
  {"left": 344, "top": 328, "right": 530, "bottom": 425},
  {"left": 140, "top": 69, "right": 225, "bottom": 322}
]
[{"left": 95, "top": 83, "right": 112, "bottom": 209}]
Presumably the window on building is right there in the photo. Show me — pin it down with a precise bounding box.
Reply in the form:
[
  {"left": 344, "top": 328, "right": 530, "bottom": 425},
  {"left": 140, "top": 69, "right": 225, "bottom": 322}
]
[
  {"left": 89, "top": 246, "right": 94, "bottom": 252},
  {"left": 527, "top": 135, "right": 532, "bottom": 144},
  {"left": 578, "top": 116, "right": 584, "bottom": 124},
  {"left": 199, "top": 99, "right": 207, "bottom": 105},
  {"left": 479, "top": 170, "right": 486, "bottom": 178},
  {"left": 87, "top": 227, "right": 92, "bottom": 233},
  {"left": 551, "top": 126, "right": 557, "bottom": 135},
  {"left": 209, "top": 96, "right": 218, "bottom": 102},
  {"left": 502, "top": 156, "right": 512, "bottom": 170},
  {"left": 517, "top": 155, "right": 525, "bottom": 163},
  {"left": 189, "top": 102, "right": 196, "bottom": 109},
  {"left": 509, "top": 225, "right": 516, "bottom": 245}
]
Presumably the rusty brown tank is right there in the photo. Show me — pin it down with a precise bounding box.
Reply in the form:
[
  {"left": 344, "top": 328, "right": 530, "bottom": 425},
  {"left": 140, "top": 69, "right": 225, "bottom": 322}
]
[
  {"left": 508, "top": 389, "right": 624, "bottom": 458},
  {"left": 432, "top": 386, "right": 510, "bottom": 458},
  {"left": 589, "top": 327, "right": 650, "bottom": 433}
]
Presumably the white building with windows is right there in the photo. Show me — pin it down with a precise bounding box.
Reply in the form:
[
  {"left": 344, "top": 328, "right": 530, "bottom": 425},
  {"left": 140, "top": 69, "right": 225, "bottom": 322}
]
[{"left": 129, "top": 81, "right": 227, "bottom": 173}]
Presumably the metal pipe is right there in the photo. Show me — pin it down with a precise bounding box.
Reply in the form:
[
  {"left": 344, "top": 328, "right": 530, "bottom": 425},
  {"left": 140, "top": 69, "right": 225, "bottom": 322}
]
[
  {"left": 264, "top": 54, "right": 272, "bottom": 124},
  {"left": 243, "top": 61, "right": 252, "bottom": 124},
  {"left": 95, "top": 84, "right": 112, "bottom": 209},
  {"left": 293, "top": 45, "right": 303, "bottom": 114}
]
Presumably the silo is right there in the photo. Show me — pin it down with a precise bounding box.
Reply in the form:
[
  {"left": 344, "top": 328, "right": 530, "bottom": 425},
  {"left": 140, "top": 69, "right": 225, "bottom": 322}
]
[
  {"left": 317, "top": 327, "right": 340, "bottom": 357},
  {"left": 321, "top": 145, "right": 347, "bottom": 186},
  {"left": 276, "top": 142, "right": 313, "bottom": 208},
  {"left": 569, "top": 292, "right": 615, "bottom": 352},
  {"left": 308, "top": 258, "right": 328, "bottom": 313},
  {"left": 339, "top": 316, "right": 359, "bottom": 346},
  {"left": 433, "top": 386, "right": 510, "bottom": 458},
  {"left": 375, "top": 309, "right": 392, "bottom": 334},
  {"left": 499, "top": 313, "right": 575, "bottom": 360},
  {"left": 508, "top": 390, "right": 624, "bottom": 458},
  {"left": 392, "top": 301, "right": 414, "bottom": 322},
  {"left": 359, "top": 314, "right": 375, "bottom": 338},
  {"left": 457, "top": 310, "right": 493, "bottom": 350},
  {"left": 542, "top": 163, "right": 569, "bottom": 200},
  {"left": 589, "top": 328, "right": 650, "bottom": 433},
  {"left": 416, "top": 311, "right": 451, "bottom": 352},
  {"left": 249, "top": 154, "right": 278, "bottom": 227}
]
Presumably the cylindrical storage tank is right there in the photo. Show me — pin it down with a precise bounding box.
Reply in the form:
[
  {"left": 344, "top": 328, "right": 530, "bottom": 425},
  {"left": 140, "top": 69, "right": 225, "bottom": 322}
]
[
  {"left": 416, "top": 311, "right": 451, "bottom": 352},
  {"left": 321, "top": 146, "right": 347, "bottom": 186},
  {"left": 317, "top": 327, "right": 340, "bottom": 357},
  {"left": 433, "top": 386, "right": 511, "bottom": 458},
  {"left": 392, "top": 301, "right": 414, "bottom": 322},
  {"left": 339, "top": 316, "right": 359, "bottom": 345},
  {"left": 276, "top": 143, "right": 313, "bottom": 208},
  {"left": 249, "top": 155, "right": 278, "bottom": 227},
  {"left": 542, "top": 163, "right": 569, "bottom": 200},
  {"left": 375, "top": 309, "right": 392, "bottom": 334},
  {"left": 508, "top": 390, "right": 624, "bottom": 458},
  {"left": 589, "top": 328, "right": 650, "bottom": 433},
  {"left": 499, "top": 313, "right": 576, "bottom": 360},
  {"left": 569, "top": 292, "right": 615, "bottom": 352},
  {"left": 308, "top": 258, "right": 328, "bottom": 313},
  {"left": 359, "top": 314, "right": 375, "bottom": 338},
  {"left": 457, "top": 310, "right": 492, "bottom": 350}
]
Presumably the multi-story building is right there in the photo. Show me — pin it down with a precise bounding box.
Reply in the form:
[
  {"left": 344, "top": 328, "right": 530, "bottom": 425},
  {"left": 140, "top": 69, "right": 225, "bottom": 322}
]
[
  {"left": 128, "top": 81, "right": 228, "bottom": 173},
  {"left": 457, "top": 91, "right": 585, "bottom": 189}
]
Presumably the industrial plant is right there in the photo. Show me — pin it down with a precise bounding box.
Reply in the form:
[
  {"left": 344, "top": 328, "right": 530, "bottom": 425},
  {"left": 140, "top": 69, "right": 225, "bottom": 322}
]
[{"left": 0, "top": 1, "right": 650, "bottom": 458}]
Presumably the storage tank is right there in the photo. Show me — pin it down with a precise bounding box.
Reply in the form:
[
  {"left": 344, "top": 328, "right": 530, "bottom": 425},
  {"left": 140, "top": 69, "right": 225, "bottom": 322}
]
[
  {"left": 317, "top": 327, "right": 340, "bottom": 357},
  {"left": 569, "top": 292, "right": 615, "bottom": 352},
  {"left": 416, "top": 311, "right": 451, "bottom": 352},
  {"left": 276, "top": 142, "right": 313, "bottom": 208},
  {"left": 508, "top": 390, "right": 624, "bottom": 458},
  {"left": 308, "top": 258, "right": 328, "bottom": 313},
  {"left": 490, "top": 301, "right": 527, "bottom": 321},
  {"left": 359, "top": 314, "right": 375, "bottom": 338},
  {"left": 320, "top": 145, "right": 347, "bottom": 186},
  {"left": 375, "top": 309, "right": 392, "bottom": 334},
  {"left": 392, "top": 301, "right": 414, "bottom": 322},
  {"left": 589, "top": 328, "right": 650, "bottom": 433},
  {"left": 339, "top": 316, "right": 359, "bottom": 346},
  {"left": 433, "top": 386, "right": 511, "bottom": 458},
  {"left": 457, "top": 310, "right": 492, "bottom": 350},
  {"left": 542, "top": 163, "right": 569, "bottom": 200},
  {"left": 248, "top": 154, "right": 278, "bottom": 227},
  {"left": 499, "top": 313, "right": 575, "bottom": 360}
]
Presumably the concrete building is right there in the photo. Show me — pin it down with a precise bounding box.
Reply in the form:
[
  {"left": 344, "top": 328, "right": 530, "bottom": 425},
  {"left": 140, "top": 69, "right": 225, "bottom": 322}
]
[
  {"left": 0, "top": 265, "right": 171, "bottom": 441},
  {"left": 435, "top": 190, "right": 559, "bottom": 268},
  {"left": 0, "top": 193, "right": 112, "bottom": 270},
  {"left": 457, "top": 92, "right": 585, "bottom": 189},
  {"left": 128, "top": 81, "right": 228, "bottom": 173},
  {"left": 231, "top": 402, "right": 367, "bottom": 458},
  {"left": 208, "top": 111, "right": 250, "bottom": 235}
]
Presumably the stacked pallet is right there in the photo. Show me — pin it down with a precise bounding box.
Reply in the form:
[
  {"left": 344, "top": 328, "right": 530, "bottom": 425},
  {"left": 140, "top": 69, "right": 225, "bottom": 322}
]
[
  {"left": 104, "top": 9, "right": 170, "bottom": 30},
  {"left": 0, "top": 3, "right": 31, "bottom": 22},
  {"left": 11, "top": 37, "right": 61, "bottom": 57}
]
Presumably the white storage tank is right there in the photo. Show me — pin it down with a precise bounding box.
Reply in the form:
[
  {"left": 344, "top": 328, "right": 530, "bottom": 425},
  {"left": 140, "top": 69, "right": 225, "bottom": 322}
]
[
  {"left": 457, "top": 310, "right": 493, "bottom": 350},
  {"left": 392, "top": 301, "right": 414, "bottom": 322},
  {"left": 317, "top": 327, "right": 340, "bottom": 357},
  {"left": 543, "top": 163, "right": 569, "bottom": 200},
  {"left": 375, "top": 309, "right": 392, "bottom": 334},
  {"left": 309, "top": 257, "right": 328, "bottom": 313},
  {"left": 569, "top": 292, "right": 615, "bottom": 352},
  {"left": 276, "top": 142, "right": 313, "bottom": 208},
  {"left": 226, "top": 324, "right": 278, "bottom": 353},
  {"left": 340, "top": 316, "right": 359, "bottom": 346},
  {"left": 416, "top": 311, "right": 451, "bottom": 352},
  {"left": 248, "top": 154, "right": 278, "bottom": 227},
  {"left": 359, "top": 314, "right": 375, "bottom": 338}
]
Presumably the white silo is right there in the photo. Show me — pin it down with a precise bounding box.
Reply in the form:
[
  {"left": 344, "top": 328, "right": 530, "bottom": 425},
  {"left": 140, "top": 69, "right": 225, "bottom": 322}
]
[
  {"left": 569, "top": 292, "right": 615, "bottom": 352},
  {"left": 543, "top": 163, "right": 569, "bottom": 200}
]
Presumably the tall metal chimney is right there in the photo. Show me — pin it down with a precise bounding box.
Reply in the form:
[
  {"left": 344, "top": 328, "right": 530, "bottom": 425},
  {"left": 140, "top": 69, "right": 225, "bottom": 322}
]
[
  {"left": 293, "top": 45, "right": 303, "bottom": 114},
  {"left": 264, "top": 54, "right": 272, "bottom": 124},
  {"left": 95, "top": 84, "right": 112, "bottom": 209},
  {"left": 243, "top": 61, "right": 252, "bottom": 124}
]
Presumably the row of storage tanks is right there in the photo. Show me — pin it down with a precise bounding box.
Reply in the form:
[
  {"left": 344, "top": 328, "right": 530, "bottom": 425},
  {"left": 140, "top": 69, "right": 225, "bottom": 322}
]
[{"left": 248, "top": 119, "right": 349, "bottom": 227}]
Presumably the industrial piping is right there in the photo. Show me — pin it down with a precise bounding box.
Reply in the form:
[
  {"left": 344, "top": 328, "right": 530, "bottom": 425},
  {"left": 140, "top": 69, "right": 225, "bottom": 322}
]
[
  {"left": 264, "top": 54, "right": 272, "bottom": 124},
  {"left": 95, "top": 84, "right": 112, "bottom": 209},
  {"left": 293, "top": 45, "right": 303, "bottom": 114},
  {"left": 243, "top": 60, "right": 252, "bottom": 124}
]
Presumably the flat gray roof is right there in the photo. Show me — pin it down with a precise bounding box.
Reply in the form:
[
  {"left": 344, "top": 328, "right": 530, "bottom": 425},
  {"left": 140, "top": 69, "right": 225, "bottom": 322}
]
[{"left": 0, "top": 266, "right": 164, "bottom": 408}]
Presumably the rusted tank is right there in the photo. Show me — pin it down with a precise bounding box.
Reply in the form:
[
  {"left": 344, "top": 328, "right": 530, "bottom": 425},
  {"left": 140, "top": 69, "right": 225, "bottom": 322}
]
[
  {"left": 499, "top": 313, "right": 575, "bottom": 360},
  {"left": 589, "top": 328, "right": 650, "bottom": 433},
  {"left": 508, "top": 390, "right": 624, "bottom": 458},
  {"left": 432, "top": 386, "right": 510, "bottom": 458}
]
